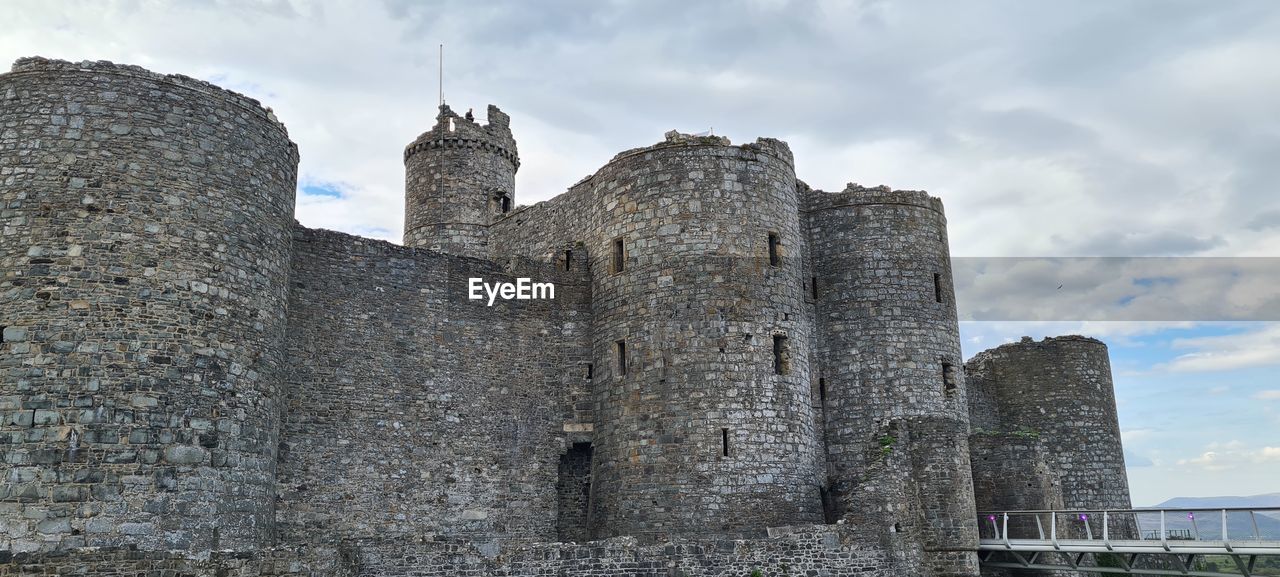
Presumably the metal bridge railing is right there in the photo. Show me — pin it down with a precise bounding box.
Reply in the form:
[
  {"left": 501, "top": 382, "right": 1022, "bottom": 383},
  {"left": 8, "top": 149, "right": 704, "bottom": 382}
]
[{"left": 976, "top": 507, "right": 1280, "bottom": 576}]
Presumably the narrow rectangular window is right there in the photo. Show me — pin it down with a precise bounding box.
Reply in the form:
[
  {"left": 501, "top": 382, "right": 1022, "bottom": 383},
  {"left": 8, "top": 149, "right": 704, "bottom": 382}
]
[
  {"left": 773, "top": 335, "right": 788, "bottom": 375},
  {"left": 565, "top": 249, "right": 573, "bottom": 271},
  {"left": 0, "top": 325, "right": 5, "bottom": 344},
  {"left": 943, "top": 362, "right": 956, "bottom": 395},
  {"left": 585, "top": 363, "right": 593, "bottom": 380},
  {"left": 612, "top": 238, "right": 625, "bottom": 273},
  {"left": 811, "top": 276, "right": 819, "bottom": 300},
  {"left": 616, "top": 340, "right": 627, "bottom": 376},
  {"left": 721, "top": 428, "right": 730, "bottom": 457},
  {"left": 818, "top": 378, "right": 826, "bottom": 405},
  {"left": 933, "top": 273, "right": 943, "bottom": 303},
  {"left": 768, "top": 233, "right": 780, "bottom": 267}
]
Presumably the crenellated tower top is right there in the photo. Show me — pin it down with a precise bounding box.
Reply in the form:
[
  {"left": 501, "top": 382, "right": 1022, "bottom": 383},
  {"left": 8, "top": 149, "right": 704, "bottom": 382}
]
[{"left": 402, "top": 103, "right": 520, "bottom": 258}]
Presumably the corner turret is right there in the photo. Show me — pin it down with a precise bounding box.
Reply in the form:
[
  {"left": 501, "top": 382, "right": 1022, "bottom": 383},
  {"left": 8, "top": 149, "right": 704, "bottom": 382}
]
[{"left": 403, "top": 103, "right": 519, "bottom": 258}]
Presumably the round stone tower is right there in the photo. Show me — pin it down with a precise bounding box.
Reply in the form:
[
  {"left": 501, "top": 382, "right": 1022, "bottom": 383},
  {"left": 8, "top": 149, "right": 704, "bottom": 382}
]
[
  {"left": 806, "top": 185, "right": 979, "bottom": 575},
  {"left": 586, "top": 134, "right": 825, "bottom": 541},
  {"left": 964, "top": 336, "right": 1131, "bottom": 510},
  {"left": 403, "top": 104, "right": 518, "bottom": 258},
  {"left": 0, "top": 58, "right": 297, "bottom": 552}
]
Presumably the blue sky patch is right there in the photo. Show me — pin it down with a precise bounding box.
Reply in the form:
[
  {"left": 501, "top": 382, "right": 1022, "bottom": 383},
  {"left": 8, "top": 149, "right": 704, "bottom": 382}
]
[{"left": 300, "top": 182, "right": 345, "bottom": 199}]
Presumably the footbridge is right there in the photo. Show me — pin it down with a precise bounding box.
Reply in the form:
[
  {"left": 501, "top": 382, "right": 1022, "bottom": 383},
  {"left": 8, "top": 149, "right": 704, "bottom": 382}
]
[{"left": 977, "top": 508, "right": 1280, "bottom": 576}]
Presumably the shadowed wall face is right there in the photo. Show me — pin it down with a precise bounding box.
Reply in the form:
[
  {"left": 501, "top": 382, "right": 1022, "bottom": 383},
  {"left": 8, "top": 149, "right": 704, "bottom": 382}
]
[
  {"left": 275, "top": 227, "right": 592, "bottom": 545},
  {"left": 0, "top": 58, "right": 298, "bottom": 552},
  {"left": 965, "top": 336, "right": 1132, "bottom": 513}
]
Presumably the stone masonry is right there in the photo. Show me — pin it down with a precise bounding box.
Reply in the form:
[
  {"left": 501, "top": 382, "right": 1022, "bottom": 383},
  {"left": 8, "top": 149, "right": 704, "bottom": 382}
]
[{"left": 0, "top": 58, "right": 1133, "bottom": 576}]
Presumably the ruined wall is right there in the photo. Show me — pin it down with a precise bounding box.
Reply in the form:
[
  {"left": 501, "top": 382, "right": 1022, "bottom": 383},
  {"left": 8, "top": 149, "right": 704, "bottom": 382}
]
[
  {"left": 403, "top": 104, "right": 518, "bottom": 259},
  {"left": 805, "top": 184, "right": 979, "bottom": 576},
  {"left": 964, "top": 337, "right": 1131, "bottom": 511},
  {"left": 0, "top": 545, "right": 353, "bottom": 576},
  {"left": 0, "top": 58, "right": 297, "bottom": 552},
  {"left": 350, "top": 526, "right": 897, "bottom": 577},
  {"left": 276, "top": 226, "right": 591, "bottom": 546}
]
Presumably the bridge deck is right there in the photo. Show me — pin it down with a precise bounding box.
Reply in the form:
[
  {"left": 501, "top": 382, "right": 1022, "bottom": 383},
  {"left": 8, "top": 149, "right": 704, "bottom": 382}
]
[
  {"left": 980, "top": 537, "right": 1280, "bottom": 555},
  {"left": 977, "top": 507, "right": 1280, "bottom": 576}
]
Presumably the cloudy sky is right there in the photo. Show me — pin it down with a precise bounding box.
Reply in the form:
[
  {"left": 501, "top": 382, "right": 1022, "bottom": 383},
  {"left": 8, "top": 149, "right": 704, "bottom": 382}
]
[{"left": 4, "top": 0, "right": 1278, "bottom": 506}]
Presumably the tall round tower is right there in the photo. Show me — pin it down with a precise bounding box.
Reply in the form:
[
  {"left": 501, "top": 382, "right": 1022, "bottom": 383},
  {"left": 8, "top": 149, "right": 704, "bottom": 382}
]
[
  {"left": 585, "top": 134, "right": 825, "bottom": 541},
  {"left": 806, "top": 185, "right": 979, "bottom": 576},
  {"left": 0, "top": 58, "right": 297, "bottom": 552},
  {"left": 403, "top": 104, "right": 518, "bottom": 259},
  {"left": 965, "top": 336, "right": 1131, "bottom": 510}
]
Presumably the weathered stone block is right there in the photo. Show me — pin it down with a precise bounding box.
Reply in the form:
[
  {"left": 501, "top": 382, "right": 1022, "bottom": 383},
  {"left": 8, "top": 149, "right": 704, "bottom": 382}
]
[
  {"left": 3, "top": 326, "right": 28, "bottom": 342},
  {"left": 163, "top": 446, "right": 206, "bottom": 465}
]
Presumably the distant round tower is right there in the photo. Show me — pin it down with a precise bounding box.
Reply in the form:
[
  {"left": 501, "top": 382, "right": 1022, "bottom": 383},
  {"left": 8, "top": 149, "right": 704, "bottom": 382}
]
[
  {"left": 403, "top": 104, "right": 518, "bottom": 258},
  {"left": 0, "top": 58, "right": 297, "bottom": 551},
  {"left": 806, "top": 185, "right": 979, "bottom": 576},
  {"left": 964, "top": 336, "right": 1131, "bottom": 510},
  {"left": 586, "top": 134, "right": 825, "bottom": 541}
]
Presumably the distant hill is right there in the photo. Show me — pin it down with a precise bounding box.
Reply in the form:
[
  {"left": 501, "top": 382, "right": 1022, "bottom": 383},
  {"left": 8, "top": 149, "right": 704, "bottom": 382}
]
[
  {"left": 1138, "top": 493, "right": 1280, "bottom": 540},
  {"left": 1154, "top": 493, "right": 1280, "bottom": 509}
]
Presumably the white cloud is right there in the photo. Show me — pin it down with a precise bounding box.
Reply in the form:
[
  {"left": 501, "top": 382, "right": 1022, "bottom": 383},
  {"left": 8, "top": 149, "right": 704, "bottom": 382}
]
[
  {"left": 3, "top": 1, "right": 1278, "bottom": 258},
  {"left": 1175, "top": 441, "right": 1280, "bottom": 471},
  {"left": 1178, "top": 451, "right": 1233, "bottom": 471},
  {"left": 1254, "top": 390, "right": 1280, "bottom": 400},
  {"left": 1163, "top": 324, "right": 1280, "bottom": 373},
  {"left": 958, "top": 320, "right": 1196, "bottom": 359},
  {"left": 1124, "top": 450, "right": 1154, "bottom": 467},
  {"left": 953, "top": 258, "right": 1280, "bottom": 323},
  {"left": 1122, "top": 428, "right": 1158, "bottom": 443}
]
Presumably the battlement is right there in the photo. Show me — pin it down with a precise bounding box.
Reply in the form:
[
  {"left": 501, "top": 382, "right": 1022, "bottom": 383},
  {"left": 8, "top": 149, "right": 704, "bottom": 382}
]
[
  {"left": 801, "top": 181, "right": 944, "bottom": 214},
  {"left": 403, "top": 103, "right": 519, "bottom": 168},
  {"left": 965, "top": 334, "right": 1107, "bottom": 368},
  {"left": 607, "top": 131, "right": 795, "bottom": 167},
  {"left": 8, "top": 57, "right": 293, "bottom": 139}
]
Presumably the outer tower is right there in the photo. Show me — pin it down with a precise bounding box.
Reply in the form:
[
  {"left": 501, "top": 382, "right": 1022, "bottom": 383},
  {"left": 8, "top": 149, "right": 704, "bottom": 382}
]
[
  {"left": 586, "top": 134, "right": 825, "bottom": 541},
  {"left": 806, "top": 185, "right": 979, "bottom": 576},
  {"left": 0, "top": 58, "right": 297, "bottom": 552},
  {"left": 403, "top": 104, "right": 518, "bottom": 258},
  {"left": 965, "top": 336, "right": 1132, "bottom": 511}
]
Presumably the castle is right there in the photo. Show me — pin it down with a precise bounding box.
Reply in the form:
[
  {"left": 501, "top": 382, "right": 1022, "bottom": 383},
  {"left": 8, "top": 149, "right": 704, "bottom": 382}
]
[{"left": 0, "top": 58, "right": 1132, "bottom": 576}]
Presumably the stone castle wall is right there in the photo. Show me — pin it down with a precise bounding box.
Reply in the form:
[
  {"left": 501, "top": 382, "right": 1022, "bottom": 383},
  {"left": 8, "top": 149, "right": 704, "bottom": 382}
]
[
  {"left": 965, "top": 336, "right": 1131, "bottom": 512},
  {"left": 0, "top": 57, "right": 297, "bottom": 552},
  {"left": 0, "top": 527, "right": 901, "bottom": 577},
  {"left": 803, "top": 184, "right": 979, "bottom": 576},
  {"left": 276, "top": 226, "right": 591, "bottom": 545},
  {"left": 348, "top": 526, "right": 897, "bottom": 576},
  {"left": 0, "top": 546, "right": 354, "bottom": 576},
  {"left": 594, "top": 136, "right": 822, "bottom": 541},
  {"left": 0, "top": 57, "right": 1137, "bottom": 577}
]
